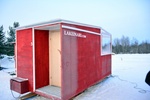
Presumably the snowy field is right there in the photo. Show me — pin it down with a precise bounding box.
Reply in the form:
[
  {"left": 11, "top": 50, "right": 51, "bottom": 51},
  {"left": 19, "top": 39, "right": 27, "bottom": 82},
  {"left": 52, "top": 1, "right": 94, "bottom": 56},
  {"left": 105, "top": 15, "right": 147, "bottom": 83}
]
[{"left": 0, "top": 54, "right": 150, "bottom": 100}]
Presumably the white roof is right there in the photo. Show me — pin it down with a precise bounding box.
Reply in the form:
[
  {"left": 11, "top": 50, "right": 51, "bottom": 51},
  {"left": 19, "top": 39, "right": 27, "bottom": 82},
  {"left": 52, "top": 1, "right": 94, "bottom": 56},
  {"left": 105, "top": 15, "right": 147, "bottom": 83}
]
[
  {"left": 16, "top": 19, "right": 99, "bottom": 29},
  {"left": 16, "top": 19, "right": 111, "bottom": 35}
]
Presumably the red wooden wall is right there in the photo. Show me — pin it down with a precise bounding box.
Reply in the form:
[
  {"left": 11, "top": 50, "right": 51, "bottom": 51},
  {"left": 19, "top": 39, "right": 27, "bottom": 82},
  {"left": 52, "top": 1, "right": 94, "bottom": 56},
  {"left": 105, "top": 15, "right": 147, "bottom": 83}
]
[
  {"left": 101, "top": 55, "right": 111, "bottom": 78},
  {"left": 16, "top": 22, "right": 111, "bottom": 100},
  {"left": 16, "top": 28, "right": 33, "bottom": 91},
  {"left": 34, "top": 30, "right": 49, "bottom": 89},
  {"left": 61, "top": 23, "right": 111, "bottom": 100}
]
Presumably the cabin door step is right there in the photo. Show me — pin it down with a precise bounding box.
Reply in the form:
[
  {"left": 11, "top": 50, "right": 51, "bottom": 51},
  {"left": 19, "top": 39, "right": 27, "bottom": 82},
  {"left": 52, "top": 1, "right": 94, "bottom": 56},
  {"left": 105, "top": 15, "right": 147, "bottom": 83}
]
[{"left": 35, "top": 85, "right": 61, "bottom": 99}]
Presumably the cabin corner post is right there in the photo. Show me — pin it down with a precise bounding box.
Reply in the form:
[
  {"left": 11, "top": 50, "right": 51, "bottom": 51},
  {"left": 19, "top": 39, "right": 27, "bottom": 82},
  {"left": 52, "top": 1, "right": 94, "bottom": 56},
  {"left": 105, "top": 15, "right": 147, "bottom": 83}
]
[
  {"left": 15, "top": 30, "right": 18, "bottom": 76},
  {"left": 32, "top": 27, "right": 36, "bottom": 91}
]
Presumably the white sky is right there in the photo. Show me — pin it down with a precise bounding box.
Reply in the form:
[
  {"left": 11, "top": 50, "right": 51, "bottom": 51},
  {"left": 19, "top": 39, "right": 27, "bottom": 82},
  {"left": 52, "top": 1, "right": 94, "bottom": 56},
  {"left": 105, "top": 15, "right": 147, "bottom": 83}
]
[{"left": 0, "top": 0, "right": 150, "bottom": 43}]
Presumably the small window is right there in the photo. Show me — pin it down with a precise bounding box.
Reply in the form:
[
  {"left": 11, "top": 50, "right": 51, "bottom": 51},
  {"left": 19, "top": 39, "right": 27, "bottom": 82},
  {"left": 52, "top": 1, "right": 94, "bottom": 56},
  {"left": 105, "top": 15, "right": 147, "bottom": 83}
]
[{"left": 101, "top": 30, "right": 111, "bottom": 55}]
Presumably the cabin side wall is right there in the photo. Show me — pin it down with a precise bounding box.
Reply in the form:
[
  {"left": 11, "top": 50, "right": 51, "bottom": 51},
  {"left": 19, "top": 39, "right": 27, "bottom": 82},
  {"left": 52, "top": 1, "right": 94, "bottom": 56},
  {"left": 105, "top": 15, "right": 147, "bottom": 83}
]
[
  {"left": 16, "top": 22, "right": 111, "bottom": 99},
  {"left": 16, "top": 28, "right": 34, "bottom": 91},
  {"left": 61, "top": 23, "right": 111, "bottom": 100},
  {"left": 101, "top": 55, "right": 111, "bottom": 78}
]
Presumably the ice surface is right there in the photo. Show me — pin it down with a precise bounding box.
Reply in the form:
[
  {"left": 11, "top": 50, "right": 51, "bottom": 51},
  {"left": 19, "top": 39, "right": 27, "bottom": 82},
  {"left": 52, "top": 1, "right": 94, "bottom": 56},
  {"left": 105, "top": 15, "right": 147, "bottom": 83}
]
[{"left": 0, "top": 54, "right": 150, "bottom": 100}]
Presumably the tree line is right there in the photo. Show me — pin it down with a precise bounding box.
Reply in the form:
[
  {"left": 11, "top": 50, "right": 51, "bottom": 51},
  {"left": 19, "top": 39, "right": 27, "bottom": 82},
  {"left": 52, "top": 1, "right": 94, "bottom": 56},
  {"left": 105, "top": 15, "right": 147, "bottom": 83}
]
[
  {"left": 0, "top": 22, "right": 19, "bottom": 57},
  {"left": 0, "top": 22, "right": 150, "bottom": 57},
  {"left": 112, "top": 35, "right": 150, "bottom": 54}
]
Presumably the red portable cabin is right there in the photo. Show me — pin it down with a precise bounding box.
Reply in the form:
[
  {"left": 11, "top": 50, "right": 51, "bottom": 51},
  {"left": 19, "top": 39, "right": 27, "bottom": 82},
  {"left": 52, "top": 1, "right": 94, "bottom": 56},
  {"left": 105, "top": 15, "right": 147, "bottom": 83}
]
[{"left": 12, "top": 19, "right": 112, "bottom": 100}]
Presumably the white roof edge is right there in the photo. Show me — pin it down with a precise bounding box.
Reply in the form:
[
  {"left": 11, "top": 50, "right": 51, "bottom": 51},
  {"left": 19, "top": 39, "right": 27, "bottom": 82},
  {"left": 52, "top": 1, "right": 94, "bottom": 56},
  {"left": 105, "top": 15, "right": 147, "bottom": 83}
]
[
  {"left": 16, "top": 19, "right": 62, "bottom": 30},
  {"left": 101, "top": 28, "right": 111, "bottom": 36},
  {"left": 16, "top": 19, "right": 102, "bottom": 30},
  {"left": 61, "top": 19, "right": 101, "bottom": 28},
  {"left": 16, "top": 19, "right": 111, "bottom": 35}
]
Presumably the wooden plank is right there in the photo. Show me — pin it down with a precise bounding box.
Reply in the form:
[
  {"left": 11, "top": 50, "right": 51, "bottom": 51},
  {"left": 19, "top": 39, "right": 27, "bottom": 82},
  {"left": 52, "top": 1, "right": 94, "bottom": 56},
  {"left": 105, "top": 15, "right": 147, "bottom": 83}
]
[
  {"left": 37, "top": 85, "right": 61, "bottom": 98},
  {"left": 49, "top": 30, "right": 61, "bottom": 87},
  {"left": 20, "top": 92, "right": 37, "bottom": 100}
]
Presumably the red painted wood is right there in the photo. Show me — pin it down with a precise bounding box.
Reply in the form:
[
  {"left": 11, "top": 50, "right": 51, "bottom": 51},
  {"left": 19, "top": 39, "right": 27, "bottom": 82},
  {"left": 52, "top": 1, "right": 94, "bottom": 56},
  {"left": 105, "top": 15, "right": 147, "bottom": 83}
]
[
  {"left": 10, "top": 77, "right": 29, "bottom": 94},
  {"left": 16, "top": 28, "right": 33, "bottom": 91},
  {"left": 61, "top": 31, "right": 72, "bottom": 100},
  {"left": 34, "top": 30, "right": 49, "bottom": 89},
  {"left": 76, "top": 32, "right": 100, "bottom": 92},
  {"left": 101, "top": 55, "right": 112, "bottom": 78},
  {"left": 16, "top": 22, "right": 111, "bottom": 100},
  {"left": 61, "top": 25, "right": 110, "bottom": 100}
]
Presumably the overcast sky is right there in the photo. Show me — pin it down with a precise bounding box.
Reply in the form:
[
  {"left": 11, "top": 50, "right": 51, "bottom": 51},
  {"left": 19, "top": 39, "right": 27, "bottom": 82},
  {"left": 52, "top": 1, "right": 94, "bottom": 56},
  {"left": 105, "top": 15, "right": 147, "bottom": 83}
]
[{"left": 0, "top": 0, "right": 150, "bottom": 43}]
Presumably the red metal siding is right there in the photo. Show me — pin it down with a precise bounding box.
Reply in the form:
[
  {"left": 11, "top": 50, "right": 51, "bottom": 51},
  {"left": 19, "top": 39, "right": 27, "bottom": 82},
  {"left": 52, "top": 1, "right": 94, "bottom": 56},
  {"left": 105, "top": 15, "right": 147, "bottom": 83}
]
[
  {"left": 61, "top": 26, "right": 103, "bottom": 100},
  {"left": 34, "top": 30, "right": 49, "bottom": 89},
  {"left": 16, "top": 28, "right": 33, "bottom": 91}
]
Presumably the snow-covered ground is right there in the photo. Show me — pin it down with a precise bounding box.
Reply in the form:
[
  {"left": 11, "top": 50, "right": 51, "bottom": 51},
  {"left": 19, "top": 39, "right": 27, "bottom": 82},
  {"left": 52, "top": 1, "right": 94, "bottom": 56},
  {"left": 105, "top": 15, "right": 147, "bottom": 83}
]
[
  {"left": 74, "top": 54, "right": 150, "bottom": 100},
  {"left": 0, "top": 54, "right": 150, "bottom": 100},
  {"left": 0, "top": 55, "right": 17, "bottom": 100},
  {"left": 0, "top": 55, "right": 15, "bottom": 72}
]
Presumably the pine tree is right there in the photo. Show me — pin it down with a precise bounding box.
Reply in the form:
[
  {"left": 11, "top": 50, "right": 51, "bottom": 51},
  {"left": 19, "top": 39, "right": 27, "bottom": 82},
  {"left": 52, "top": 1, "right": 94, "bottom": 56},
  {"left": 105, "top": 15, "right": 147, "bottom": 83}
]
[
  {"left": 7, "top": 22, "right": 19, "bottom": 42},
  {"left": 6, "top": 22, "right": 19, "bottom": 55},
  {"left": 0, "top": 25, "right": 5, "bottom": 57}
]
